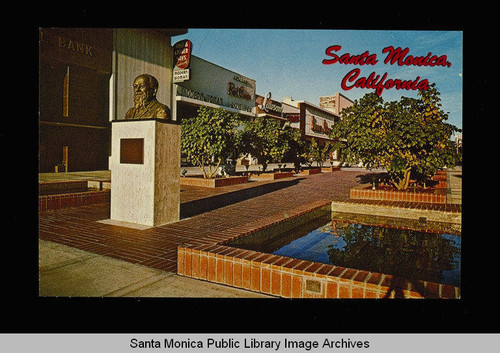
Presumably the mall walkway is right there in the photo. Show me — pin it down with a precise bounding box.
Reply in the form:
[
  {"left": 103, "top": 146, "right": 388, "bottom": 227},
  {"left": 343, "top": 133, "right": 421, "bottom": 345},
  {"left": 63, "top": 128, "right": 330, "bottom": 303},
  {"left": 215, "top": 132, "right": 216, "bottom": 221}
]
[{"left": 38, "top": 168, "right": 461, "bottom": 297}]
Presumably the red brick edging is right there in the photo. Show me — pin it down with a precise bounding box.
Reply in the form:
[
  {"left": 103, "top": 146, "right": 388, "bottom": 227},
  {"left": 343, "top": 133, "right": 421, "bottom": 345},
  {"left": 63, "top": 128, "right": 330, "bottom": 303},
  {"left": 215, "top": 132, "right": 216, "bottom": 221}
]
[
  {"left": 39, "top": 180, "right": 88, "bottom": 195},
  {"left": 177, "top": 199, "right": 460, "bottom": 299},
  {"left": 299, "top": 168, "right": 322, "bottom": 175},
  {"left": 180, "top": 176, "right": 249, "bottom": 188},
  {"left": 39, "top": 190, "right": 111, "bottom": 211},
  {"left": 321, "top": 166, "right": 341, "bottom": 172},
  {"left": 350, "top": 184, "right": 447, "bottom": 204},
  {"left": 250, "top": 172, "right": 295, "bottom": 180},
  {"left": 177, "top": 244, "right": 459, "bottom": 299}
]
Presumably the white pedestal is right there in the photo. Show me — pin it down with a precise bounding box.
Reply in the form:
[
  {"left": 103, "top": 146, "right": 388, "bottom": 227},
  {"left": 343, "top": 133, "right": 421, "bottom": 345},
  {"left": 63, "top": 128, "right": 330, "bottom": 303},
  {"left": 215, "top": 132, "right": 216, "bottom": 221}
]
[{"left": 109, "top": 119, "right": 180, "bottom": 227}]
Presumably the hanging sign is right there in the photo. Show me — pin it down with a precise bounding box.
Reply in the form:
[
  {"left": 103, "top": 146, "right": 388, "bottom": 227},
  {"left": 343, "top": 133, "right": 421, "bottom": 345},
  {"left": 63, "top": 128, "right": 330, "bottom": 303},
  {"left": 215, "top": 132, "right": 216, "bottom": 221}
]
[
  {"left": 173, "top": 69, "right": 190, "bottom": 83},
  {"left": 173, "top": 39, "right": 192, "bottom": 83}
]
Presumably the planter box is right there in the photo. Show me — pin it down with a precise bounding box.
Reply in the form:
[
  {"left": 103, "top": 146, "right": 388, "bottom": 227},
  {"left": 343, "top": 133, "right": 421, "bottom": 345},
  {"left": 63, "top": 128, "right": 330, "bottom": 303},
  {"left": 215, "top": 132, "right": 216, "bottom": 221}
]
[
  {"left": 39, "top": 190, "right": 111, "bottom": 211},
  {"left": 180, "top": 175, "right": 248, "bottom": 188},
  {"left": 39, "top": 180, "right": 89, "bottom": 195},
  {"left": 299, "top": 168, "right": 321, "bottom": 175},
  {"left": 321, "top": 166, "right": 341, "bottom": 173},
  {"left": 432, "top": 171, "right": 447, "bottom": 188},
  {"left": 250, "top": 171, "right": 294, "bottom": 180},
  {"left": 350, "top": 184, "right": 446, "bottom": 204}
]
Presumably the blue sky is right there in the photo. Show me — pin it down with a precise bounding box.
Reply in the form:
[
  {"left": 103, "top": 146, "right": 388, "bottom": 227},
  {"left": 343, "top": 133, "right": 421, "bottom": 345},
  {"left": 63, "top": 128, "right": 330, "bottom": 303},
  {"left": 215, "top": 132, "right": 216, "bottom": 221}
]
[{"left": 173, "top": 29, "right": 462, "bottom": 130}]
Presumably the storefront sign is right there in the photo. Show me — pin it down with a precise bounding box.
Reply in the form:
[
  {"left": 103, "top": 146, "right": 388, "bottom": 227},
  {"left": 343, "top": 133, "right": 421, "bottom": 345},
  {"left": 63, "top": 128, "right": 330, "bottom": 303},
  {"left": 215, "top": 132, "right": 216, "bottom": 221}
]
[
  {"left": 39, "top": 29, "right": 113, "bottom": 74},
  {"left": 258, "top": 92, "right": 283, "bottom": 114},
  {"left": 227, "top": 74, "right": 255, "bottom": 101},
  {"left": 175, "top": 56, "right": 255, "bottom": 114},
  {"left": 57, "top": 36, "right": 95, "bottom": 57},
  {"left": 227, "top": 82, "right": 252, "bottom": 100},
  {"left": 228, "top": 102, "right": 252, "bottom": 112},
  {"left": 177, "top": 86, "right": 223, "bottom": 105},
  {"left": 173, "top": 40, "right": 192, "bottom": 70},
  {"left": 177, "top": 86, "right": 253, "bottom": 113},
  {"left": 311, "top": 116, "right": 332, "bottom": 135},
  {"left": 173, "top": 69, "right": 190, "bottom": 83},
  {"left": 173, "top": 40, "right": 192, "bottom": 83}
]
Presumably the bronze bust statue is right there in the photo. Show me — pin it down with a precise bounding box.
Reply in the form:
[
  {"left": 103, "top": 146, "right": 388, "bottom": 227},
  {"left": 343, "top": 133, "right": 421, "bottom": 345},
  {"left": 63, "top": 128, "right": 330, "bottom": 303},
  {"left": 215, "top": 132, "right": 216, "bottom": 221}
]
[{"left": 125, "top": 74, "right": 171, "bottom": 120}]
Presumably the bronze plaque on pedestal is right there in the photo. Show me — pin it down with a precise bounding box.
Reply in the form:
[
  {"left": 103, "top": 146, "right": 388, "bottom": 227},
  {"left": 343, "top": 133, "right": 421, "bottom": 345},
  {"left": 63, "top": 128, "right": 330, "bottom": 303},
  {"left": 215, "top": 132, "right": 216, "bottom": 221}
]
[{"left": 120, "top": 138, "right": 144, "bottom": 164}]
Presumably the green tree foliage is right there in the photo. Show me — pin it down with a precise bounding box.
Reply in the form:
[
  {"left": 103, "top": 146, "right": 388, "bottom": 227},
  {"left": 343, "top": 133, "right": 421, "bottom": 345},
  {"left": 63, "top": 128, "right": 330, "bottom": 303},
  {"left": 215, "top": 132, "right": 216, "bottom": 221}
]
[
  {"left": 181, "top": 107, "right": 243, "bottom": 179},
  {"left": 304, "top": 138, "right": 339, "bottom": 167},
  {"left": 242, "top": 116, "right": 292, "bottom": 172},
  {"left": 330, "top": 84, "right": 460, "bottom": 190},
  {"left": 283, "top": 127, "right": 307, "bottom": 172}
]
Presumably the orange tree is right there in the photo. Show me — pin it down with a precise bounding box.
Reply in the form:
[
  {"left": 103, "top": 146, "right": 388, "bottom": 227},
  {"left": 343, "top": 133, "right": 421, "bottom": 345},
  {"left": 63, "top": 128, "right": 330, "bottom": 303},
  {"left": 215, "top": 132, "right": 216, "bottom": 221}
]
[
  {"left": 330, "top": 84, "right": 460, "bottom": 190},
  {"left": 181, "top": 107, "right": 243, "bottom": 178},
  {"left": 304, "top": 138, "right": 340, "bottom": 168},
  {"left": 241, "top": 116, "right": 292, "bottom": 172}
]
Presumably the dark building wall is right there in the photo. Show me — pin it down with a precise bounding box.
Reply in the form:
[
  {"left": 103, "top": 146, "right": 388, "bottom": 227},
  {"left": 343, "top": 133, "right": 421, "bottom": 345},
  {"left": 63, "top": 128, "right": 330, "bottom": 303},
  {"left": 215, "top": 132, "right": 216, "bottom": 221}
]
[
  {"left": 39, "top": 28, "right": 113, "bottom": 172},
  {"left": 39, "top": 125, "right": 110, "bottom": 172}
]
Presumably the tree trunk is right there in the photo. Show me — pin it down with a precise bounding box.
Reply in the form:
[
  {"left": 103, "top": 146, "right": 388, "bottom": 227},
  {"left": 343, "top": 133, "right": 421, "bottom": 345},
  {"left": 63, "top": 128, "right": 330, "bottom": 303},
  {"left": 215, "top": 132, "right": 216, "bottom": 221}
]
[
  {"left": 208, "top": 158, "right": 222, "bottom": 179},
  {"left": 391, "top": 167, "right": 412, "bottom": 190},
  {"left": 198, "top": 159, "right": 208, "bottom": 179}
]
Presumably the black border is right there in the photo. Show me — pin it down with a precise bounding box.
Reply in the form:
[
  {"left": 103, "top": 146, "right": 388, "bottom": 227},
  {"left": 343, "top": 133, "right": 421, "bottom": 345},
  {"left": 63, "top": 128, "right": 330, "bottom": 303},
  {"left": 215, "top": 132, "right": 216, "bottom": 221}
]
[{"left": 10, "top": 4, "right": 496, "bottom": 335}]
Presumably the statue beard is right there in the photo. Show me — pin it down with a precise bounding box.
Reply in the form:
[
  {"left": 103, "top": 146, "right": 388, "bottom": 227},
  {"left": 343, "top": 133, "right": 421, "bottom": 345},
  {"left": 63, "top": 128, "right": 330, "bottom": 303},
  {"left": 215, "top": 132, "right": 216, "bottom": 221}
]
[{"left": 134, "top": 92, "right": 152, "bottom": 109}]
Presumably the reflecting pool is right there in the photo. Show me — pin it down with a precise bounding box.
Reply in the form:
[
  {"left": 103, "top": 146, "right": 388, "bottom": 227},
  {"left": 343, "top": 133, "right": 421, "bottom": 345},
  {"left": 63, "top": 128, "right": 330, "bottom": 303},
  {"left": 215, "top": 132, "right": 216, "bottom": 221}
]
[{"left": 226, "top": 213, "right": 461, "bottom": 287}]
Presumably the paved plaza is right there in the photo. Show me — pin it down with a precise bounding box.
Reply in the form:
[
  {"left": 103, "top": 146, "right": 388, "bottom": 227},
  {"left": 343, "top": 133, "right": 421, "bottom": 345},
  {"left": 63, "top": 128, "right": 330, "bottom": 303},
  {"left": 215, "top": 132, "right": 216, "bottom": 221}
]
[{"left": 38, "top": 167, "right": 461, "bottom": 298}]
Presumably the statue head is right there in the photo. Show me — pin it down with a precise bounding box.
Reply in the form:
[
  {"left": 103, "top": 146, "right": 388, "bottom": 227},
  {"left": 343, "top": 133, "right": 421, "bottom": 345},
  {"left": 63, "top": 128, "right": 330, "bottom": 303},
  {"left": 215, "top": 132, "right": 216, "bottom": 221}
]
[{"left": 133, "top": 74, "right": 159, "bottom": 109}]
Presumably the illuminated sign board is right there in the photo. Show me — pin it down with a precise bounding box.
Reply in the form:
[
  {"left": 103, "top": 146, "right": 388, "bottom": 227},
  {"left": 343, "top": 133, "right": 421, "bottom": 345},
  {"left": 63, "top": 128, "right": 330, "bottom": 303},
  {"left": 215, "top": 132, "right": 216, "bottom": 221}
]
[{"left": 173, "top": 40, "right": 192, "bottom": 83}]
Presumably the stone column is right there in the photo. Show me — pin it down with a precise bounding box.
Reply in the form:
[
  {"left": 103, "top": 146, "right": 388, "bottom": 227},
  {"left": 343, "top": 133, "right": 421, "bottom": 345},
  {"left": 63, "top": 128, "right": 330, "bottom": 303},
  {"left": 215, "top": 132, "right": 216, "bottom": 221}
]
[{"left": 109, "top": 119, "right": 180, "bottom": 226}]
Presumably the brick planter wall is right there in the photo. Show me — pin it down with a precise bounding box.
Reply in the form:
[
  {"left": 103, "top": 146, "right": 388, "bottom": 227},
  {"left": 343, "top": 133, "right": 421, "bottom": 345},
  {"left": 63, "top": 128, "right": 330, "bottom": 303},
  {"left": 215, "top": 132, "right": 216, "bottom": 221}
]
[
  {"left": 432, "top": 171, "right": 447, "bottom": 188},
  {"left": 177, "top": 244, "right": 459, "bottom": 299},
  {"left": 299, "top": 168, "right": 322, "bottom": 175},
  {"left": 180, "top": 176, "right": 248, "bottom": 188},
  {"left": 350, "top": 185, "right": 447, "bottom": 204},
  {"left": 39, "top": 190, "right": 111, "bottom": 211},
  {"left": 321, "top": 166, "right": 341, "bottom": 172},
  {"left": 39, "top": 180, "right": 89, "bottom": 195},
  {"left": 250, "top": 172, "right": 294, "bottom": 180}
]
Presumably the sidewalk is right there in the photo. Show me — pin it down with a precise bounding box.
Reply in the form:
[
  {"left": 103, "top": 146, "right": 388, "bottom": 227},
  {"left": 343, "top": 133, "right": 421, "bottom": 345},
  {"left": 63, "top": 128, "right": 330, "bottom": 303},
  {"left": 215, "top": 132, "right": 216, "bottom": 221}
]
[{"left": 39, "top": 239, "right": 270, "bottom": 297}]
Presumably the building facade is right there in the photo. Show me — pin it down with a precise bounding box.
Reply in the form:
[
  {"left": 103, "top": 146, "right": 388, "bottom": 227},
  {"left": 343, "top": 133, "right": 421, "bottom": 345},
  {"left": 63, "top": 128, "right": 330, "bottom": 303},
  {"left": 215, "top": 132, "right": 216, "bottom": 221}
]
[
  {"left": 39, "top": 28, "right": 113, "bottom": 172},
  {"left": 282, "top": 97, "right": 344, "bottom": 143},
  {"left": 39, "top": 28, "right": 354, "bottom": 173},
  {"left": 319, "top": 92, "right": 354, "bottom": 116},
  {"left": 39, "top": 28, "right": 186, "bottom": 172},
  {"left": 255, "top": 93, "right": 354, "bottom": 143},
  {"left": 175, "top": 55, "right": 256, "bottom": 121}
]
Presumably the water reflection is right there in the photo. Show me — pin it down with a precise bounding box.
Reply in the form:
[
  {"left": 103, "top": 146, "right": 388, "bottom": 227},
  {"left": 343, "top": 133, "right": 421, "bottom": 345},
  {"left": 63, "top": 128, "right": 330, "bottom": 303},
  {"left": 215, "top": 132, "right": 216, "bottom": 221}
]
[
  {"left": 226, "top": 213, "right": 461, "bottom": 287},
  {"left": 325, "top": 221, "right": 460, "bottom": 286}
]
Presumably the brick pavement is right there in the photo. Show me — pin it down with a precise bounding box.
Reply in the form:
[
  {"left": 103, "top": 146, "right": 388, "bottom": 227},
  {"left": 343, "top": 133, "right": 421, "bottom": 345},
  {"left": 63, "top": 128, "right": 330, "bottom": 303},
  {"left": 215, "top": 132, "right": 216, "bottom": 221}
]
[
  {"left": 38, "top": 170, "right": 460, "bottom": 274},
  {"left": 38, "top": 171, "right": 367, "bottom": 273}
]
